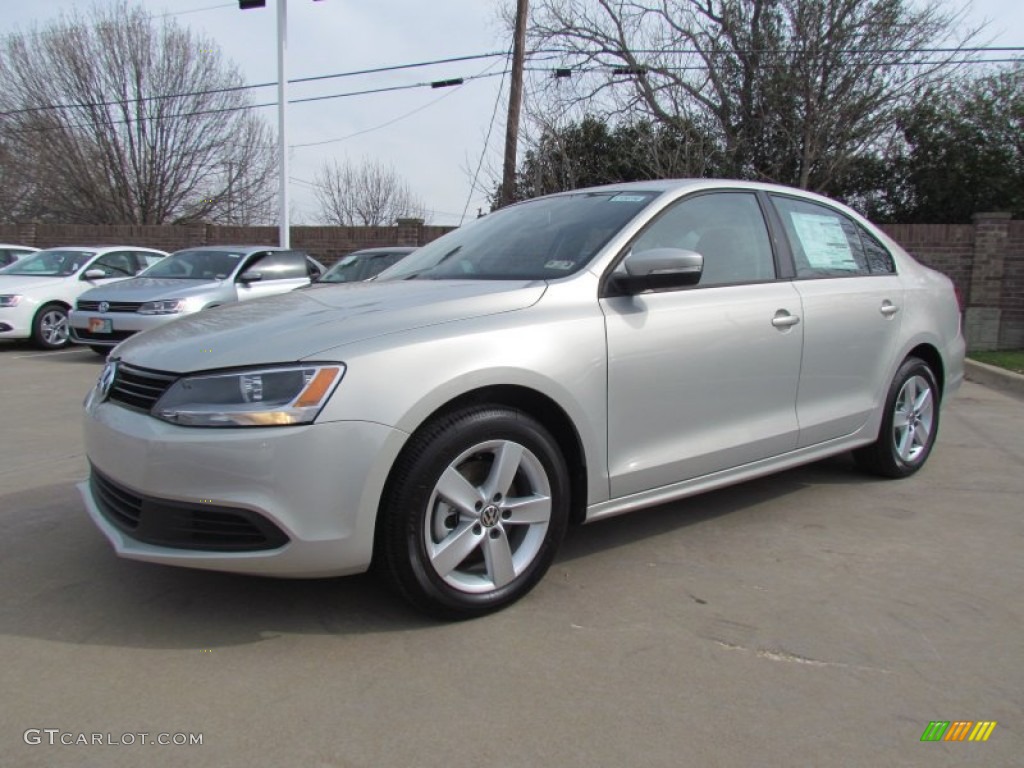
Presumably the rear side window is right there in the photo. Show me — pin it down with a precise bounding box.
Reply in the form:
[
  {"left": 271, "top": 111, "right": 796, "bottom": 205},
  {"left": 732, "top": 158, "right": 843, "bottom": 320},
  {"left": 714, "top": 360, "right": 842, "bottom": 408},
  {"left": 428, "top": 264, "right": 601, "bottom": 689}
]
[
  {"left": 858, "top": 231, "right": 896, "bottom": 274},
  {"left": 243, "top": 250, "right": 308, "bottom": 281},
  {"left": 771, "top": 196, "right": 897, "bottom": 278}
]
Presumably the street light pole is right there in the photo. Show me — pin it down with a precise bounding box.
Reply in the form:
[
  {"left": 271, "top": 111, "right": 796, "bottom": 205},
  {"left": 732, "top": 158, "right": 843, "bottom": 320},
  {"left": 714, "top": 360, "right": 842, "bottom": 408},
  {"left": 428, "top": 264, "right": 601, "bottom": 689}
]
[{"left": 276, "top": 0, "right": 290, "bottom": 247}]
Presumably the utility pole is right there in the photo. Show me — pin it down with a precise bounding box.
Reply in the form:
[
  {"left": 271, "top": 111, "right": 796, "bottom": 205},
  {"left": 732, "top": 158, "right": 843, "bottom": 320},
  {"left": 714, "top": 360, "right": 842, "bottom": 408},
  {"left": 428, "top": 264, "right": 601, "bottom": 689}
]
[{"left": 500, "top": 0, "right": 528, "bottom": 208}]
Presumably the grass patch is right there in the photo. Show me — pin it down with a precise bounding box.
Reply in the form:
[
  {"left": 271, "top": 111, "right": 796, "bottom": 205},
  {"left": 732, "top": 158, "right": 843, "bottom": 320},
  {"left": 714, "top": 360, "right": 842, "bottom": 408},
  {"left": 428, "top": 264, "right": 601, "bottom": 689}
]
[{"left": 969, "top": 350, "right": 1024, "bottom": 374}]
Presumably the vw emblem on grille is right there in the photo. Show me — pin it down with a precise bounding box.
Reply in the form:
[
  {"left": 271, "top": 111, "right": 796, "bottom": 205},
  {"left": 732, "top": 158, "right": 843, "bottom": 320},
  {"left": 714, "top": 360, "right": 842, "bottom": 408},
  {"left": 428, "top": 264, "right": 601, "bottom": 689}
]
[
  {"left": 98, "top": 360, "right": 118, "bottom": 401},
  {"left": 98, "top": 301, "right": 110, "bottom": 313}
]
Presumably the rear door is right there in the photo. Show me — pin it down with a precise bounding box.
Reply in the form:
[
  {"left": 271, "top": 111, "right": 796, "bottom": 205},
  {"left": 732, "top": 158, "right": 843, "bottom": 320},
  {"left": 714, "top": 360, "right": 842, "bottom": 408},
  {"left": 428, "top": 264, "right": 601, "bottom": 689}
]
[
  {"left": 769, "top": 195, "right": 904, "bottom": 447},
  {"left": 602, "top": 191, "right": 803, "bottom": 498}
]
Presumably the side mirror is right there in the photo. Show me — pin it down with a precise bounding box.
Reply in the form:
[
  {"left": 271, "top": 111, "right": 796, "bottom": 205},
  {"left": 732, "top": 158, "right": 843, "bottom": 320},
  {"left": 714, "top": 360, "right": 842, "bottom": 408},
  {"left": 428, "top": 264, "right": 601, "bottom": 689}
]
[
  {"left": 613, "top": 247, "right": 704, "bottom": 294},
  {"left": 238, "top": 269, "right": 263, "bottom": 284},
  {"left": 83, "top": 268, "right": 107, "bottom": 280}
]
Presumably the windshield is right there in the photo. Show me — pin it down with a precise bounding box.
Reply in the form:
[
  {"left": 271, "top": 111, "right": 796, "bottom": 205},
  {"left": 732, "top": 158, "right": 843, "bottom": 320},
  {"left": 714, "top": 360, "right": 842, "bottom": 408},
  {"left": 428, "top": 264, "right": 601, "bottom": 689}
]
[
  {"left": 378, "top": 191, "right": 659, "bottom": 281},
  {"left": 0, "top": 249, "right": 95, "bottom": 277},
  {"left": 140, "top": 249, "right": 246, "bottom": 280}
]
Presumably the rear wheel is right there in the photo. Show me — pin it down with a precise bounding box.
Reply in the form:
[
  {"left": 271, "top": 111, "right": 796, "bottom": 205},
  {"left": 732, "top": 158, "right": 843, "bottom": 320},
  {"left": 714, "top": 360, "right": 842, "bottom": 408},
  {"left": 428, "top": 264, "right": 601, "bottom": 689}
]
[
  {"left": 855, "top": 357, "right": 939, "bottom": 478},
  {"left": 32, "top": 303, "right": 70, "bottom": 349},
  {"left": 378, "top": 406, "right": 570, "bottom": 620}
]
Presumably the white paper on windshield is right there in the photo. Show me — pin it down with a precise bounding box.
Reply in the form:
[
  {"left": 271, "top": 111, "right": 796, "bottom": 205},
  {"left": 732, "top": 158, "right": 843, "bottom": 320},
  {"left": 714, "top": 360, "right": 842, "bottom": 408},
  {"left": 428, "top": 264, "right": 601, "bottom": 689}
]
[{"left": 789, "top": 212, "right": 856, "bottom": 270}]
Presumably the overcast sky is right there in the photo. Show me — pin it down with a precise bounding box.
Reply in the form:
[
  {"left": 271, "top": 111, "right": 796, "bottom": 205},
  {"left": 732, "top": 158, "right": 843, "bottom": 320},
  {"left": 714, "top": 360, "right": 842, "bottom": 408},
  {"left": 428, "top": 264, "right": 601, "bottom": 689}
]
[{"left": 3, "top": 0, "right": 1022, "bottom": 227}]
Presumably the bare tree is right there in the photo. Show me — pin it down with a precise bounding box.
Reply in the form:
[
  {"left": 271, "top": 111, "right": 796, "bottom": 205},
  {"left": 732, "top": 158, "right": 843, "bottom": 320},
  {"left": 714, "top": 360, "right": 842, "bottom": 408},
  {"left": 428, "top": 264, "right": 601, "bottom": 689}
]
[
  {"left": 0, "top": 1, "right": 276, "bottom": 224},
  {"left": 527, "top": 0, "right": 977, "bottom": 192},
  {"left": 313, "top": 158, "right": 425, "bottom": 226}
]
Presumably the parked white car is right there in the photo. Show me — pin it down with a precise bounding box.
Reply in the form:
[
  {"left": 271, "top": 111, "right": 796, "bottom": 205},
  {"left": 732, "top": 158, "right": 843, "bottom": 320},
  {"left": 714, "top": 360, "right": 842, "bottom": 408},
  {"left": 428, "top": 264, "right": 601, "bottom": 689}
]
[
  {"left": 0, "top": 246, "right": 167, "bottom": 349},
  {"left": 0, "top": 244, "right": 38, "bottom": 268}
]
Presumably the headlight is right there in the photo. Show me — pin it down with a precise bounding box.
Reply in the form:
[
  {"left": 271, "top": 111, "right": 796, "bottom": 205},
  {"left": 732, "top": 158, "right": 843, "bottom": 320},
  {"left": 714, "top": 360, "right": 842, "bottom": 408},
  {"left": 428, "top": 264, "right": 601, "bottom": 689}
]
[
  {"left": 138, "top": 299, "right": 187, "bottom": 315},
  {"left": 0, "top": 294, "right": 22, "bottom": 308},
  {"left": 153, "top": 364, "right": 345, "bottom": 427}
]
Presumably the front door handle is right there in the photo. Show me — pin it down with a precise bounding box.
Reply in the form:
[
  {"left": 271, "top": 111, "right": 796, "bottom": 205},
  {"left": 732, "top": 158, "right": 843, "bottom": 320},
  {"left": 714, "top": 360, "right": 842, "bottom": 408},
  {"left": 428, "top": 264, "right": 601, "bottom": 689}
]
[
  {"left": 771, "top": 310, "right": 801, "bottom": 329},
  {"left": 880, "top": 300, "right": 900, "bottom": 317}
]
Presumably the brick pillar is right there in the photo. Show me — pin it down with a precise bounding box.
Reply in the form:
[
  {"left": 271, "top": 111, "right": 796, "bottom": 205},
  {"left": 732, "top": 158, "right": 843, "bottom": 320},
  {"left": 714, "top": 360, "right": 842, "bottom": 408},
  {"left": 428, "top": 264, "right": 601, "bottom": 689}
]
[
  {"left": 16, "top": 222, "right": 37, "bottom": 247},
  {"left": 964, "top": 212, "right": 1012, "bottom": 351},
  {"left": 395, "top": 217, "right": 425, "bottom": 246}
]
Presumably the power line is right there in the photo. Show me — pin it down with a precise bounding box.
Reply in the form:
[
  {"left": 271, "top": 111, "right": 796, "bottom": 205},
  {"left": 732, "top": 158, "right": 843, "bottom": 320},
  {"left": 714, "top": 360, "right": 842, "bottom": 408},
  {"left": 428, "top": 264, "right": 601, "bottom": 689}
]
[
  {"left": 292, "top": 57, "right": 506, "bottom": 149},
  {"left": 0, "top": 51, "right": 515, "bottom": 118},
  {"left": 154, "top": 3, "right": 235, "bottom": 17},
  {"left": 462, "top": 51, "right": 512, "bottom": 225}
]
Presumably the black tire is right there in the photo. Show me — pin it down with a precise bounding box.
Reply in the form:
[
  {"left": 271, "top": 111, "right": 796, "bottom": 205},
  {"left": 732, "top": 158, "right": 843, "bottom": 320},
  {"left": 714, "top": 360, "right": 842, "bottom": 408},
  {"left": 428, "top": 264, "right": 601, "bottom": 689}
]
[
  {"left": 855, "top": 357, "right": 940, "bottom": 478},
  {"left": 31, "top": 303, "right": 70, "bottom": 349},
  {"left": 89, "top": 346, "right": 110, "bottom": 356},
  {"left": 378, "top": 406, "right": 570, "bottom": 620}
]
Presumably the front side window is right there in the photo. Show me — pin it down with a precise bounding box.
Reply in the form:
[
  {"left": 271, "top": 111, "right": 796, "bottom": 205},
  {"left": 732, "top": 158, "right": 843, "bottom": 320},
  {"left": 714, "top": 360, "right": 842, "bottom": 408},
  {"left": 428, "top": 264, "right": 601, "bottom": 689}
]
[
  {"left": 89, "top": 251, "right": 137, "bottom": 278},
  {"left": 242, "top": 251, "right": 307, "bottom": 281},
  {"left": 0, "top": 249, "right": 95, "bottom": 277},
  {"left": 627, "top": 192, "right": 776, "bottom": 286},
  {"left": 380, "top": 191, "right": 659, "bottom": 282}
]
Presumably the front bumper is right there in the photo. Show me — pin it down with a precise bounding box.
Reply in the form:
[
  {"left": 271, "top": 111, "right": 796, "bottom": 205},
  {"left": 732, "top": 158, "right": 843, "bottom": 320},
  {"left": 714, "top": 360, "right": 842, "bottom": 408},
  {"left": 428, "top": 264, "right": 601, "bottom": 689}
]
[
  {"left": 69, "top": 309, "right": 181, "bottom": 347},
  {"left": 0, "top": 303, "right": 35, "bottom": 338},
  {"left": 82, "top": 399, "right": 408, "bottom": 577}
]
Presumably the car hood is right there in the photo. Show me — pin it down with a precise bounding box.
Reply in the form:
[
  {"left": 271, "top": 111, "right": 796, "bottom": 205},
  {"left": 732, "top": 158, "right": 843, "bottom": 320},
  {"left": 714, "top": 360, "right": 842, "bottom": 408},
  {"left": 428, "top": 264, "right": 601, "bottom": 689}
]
[
  {"left": 114, "top": 280, "right": 547, "bottom": 373},
  {"left": 78, "top": 277, "right": 222, "bottom": 302},
  {"left": 0, "top": 275, "right": 73, "bottom": 294}
]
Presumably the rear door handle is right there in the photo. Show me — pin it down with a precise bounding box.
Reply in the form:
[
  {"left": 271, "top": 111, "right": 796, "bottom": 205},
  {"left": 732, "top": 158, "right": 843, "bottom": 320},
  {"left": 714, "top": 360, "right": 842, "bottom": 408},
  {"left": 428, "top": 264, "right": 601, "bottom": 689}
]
[
  {"left": 880, "top": 300, "right": 900, "bottom": 317},
  {"left": 771, "top": 310, "right": 801, "bottom": 328}
]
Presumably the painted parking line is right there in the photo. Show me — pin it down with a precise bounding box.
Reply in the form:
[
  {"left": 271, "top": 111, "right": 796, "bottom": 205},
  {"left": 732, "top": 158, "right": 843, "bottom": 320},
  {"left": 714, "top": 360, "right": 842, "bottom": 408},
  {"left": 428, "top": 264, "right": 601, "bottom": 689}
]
[{"left": 11, "top": 348, "right": 90, "bottom": 359}]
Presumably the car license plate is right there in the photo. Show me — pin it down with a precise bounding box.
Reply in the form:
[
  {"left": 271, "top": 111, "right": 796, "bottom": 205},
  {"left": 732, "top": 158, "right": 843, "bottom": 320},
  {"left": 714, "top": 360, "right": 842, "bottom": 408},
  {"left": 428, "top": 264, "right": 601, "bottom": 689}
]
[{"left": 89, "top": 318, "right": 113, "bottom": 334}]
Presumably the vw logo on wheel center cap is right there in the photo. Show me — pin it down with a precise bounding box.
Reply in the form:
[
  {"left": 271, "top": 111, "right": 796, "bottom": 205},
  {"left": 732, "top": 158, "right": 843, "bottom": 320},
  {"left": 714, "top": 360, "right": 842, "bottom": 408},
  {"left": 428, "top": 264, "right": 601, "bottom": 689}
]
[{"left": 480, "top": 504, "right": 501, "bottom": 528}]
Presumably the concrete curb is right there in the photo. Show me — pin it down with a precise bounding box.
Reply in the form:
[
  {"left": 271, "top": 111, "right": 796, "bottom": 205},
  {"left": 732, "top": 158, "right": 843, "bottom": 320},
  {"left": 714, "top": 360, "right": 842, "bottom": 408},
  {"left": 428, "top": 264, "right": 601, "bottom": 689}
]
[{"left": 965, "top": 358, "right": 1024, "bottom": 399}]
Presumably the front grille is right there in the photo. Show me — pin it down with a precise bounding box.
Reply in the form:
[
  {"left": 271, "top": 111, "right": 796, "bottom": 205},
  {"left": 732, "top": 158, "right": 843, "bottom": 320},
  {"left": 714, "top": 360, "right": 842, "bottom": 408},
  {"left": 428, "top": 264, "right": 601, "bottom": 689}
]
[
  {"left": 74, "top": 329, "right": 135, "bottom": 343},
  {"left": 90, "top": 468, "right": 289, "bottom": 551},
  {"left": 77, "top": 300, "right": 143, "bottom": 312},
  {"left": 109, "top": 363, "right": 177, "bottom": 411}
]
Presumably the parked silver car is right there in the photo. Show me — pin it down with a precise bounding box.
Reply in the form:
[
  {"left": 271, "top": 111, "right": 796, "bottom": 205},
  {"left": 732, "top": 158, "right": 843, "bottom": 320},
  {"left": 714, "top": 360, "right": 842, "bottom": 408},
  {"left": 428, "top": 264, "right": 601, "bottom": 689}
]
[
  {"left": 81, "top": 180, "right": 965, "bottom": 618},
  {"left": 69, "top": 245, "right": 325, "bottom": 353}
]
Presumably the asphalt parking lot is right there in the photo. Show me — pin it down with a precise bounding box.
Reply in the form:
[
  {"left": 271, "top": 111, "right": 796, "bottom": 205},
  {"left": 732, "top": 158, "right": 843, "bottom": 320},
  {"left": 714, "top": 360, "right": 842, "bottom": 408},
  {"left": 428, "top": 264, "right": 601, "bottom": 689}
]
[{"left": 1, "top": 340, "right": 1020, "bottom": 767}]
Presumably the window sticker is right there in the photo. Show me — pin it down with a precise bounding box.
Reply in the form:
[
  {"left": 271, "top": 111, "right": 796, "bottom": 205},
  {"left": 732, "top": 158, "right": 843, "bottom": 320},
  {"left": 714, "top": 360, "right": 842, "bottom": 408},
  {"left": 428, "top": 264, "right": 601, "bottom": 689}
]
[
  {"left": 544, "top": 259, "right": 575, "bottom": 270},
  {"left": 609, "top": 194, "right": 648, "bottom": 203},
  {"left": 789, "top": 212, "right": 857, "bottom": 270}
]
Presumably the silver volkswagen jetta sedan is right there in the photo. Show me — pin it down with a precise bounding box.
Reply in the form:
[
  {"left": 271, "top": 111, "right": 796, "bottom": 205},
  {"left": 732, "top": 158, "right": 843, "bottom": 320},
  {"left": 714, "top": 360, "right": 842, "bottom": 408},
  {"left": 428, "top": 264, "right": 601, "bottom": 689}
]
[
  {"left": 81, "top": 180, "right": 965, "bottom": 619},
  {"left": 69, "top": 245, "right": 324, "bottom": 353}
]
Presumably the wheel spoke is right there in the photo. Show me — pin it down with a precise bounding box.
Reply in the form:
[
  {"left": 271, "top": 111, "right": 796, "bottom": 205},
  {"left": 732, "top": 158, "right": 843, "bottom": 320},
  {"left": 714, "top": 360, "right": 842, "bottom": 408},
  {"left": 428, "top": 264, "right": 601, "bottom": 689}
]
[
  {"left": 483, "top": 529, "right": 516, "bottom": 588},
  {"left": 893, "top": 409, "right": 911, "bottom": 429},
  {"left": 897, "top": 425, "right": 914, "bottom": 459},
  {"left": 430, "top": 523, "right": 483, "bottom": 577},
  {"left": 436, "top": 466, "right": 483, "bottom": 518},
  {"left": 501, "top": 494, "right": 551, "bottom": 525},
  {"left": 482, "top": 441, "right": 523, "bottom": 501},
  {"left": 913, "top": 386, "right": 931, "bottom": 413},
  {"left": 914, "top": 419, "right": 931, "bottom": 448}
]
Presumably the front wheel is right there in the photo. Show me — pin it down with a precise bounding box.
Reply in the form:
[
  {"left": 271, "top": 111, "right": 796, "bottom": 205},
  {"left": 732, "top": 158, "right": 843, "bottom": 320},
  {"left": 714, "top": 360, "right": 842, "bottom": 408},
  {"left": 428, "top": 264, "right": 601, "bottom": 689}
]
[
  {"left": 378, "top": 406, "right": 570, "bottom": 620},
  {"left": 855, "top": 357, "right": 940, "bottom": 478},
  {"left": 32, "top": 303, "right": 70, "bottom": 349}
]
